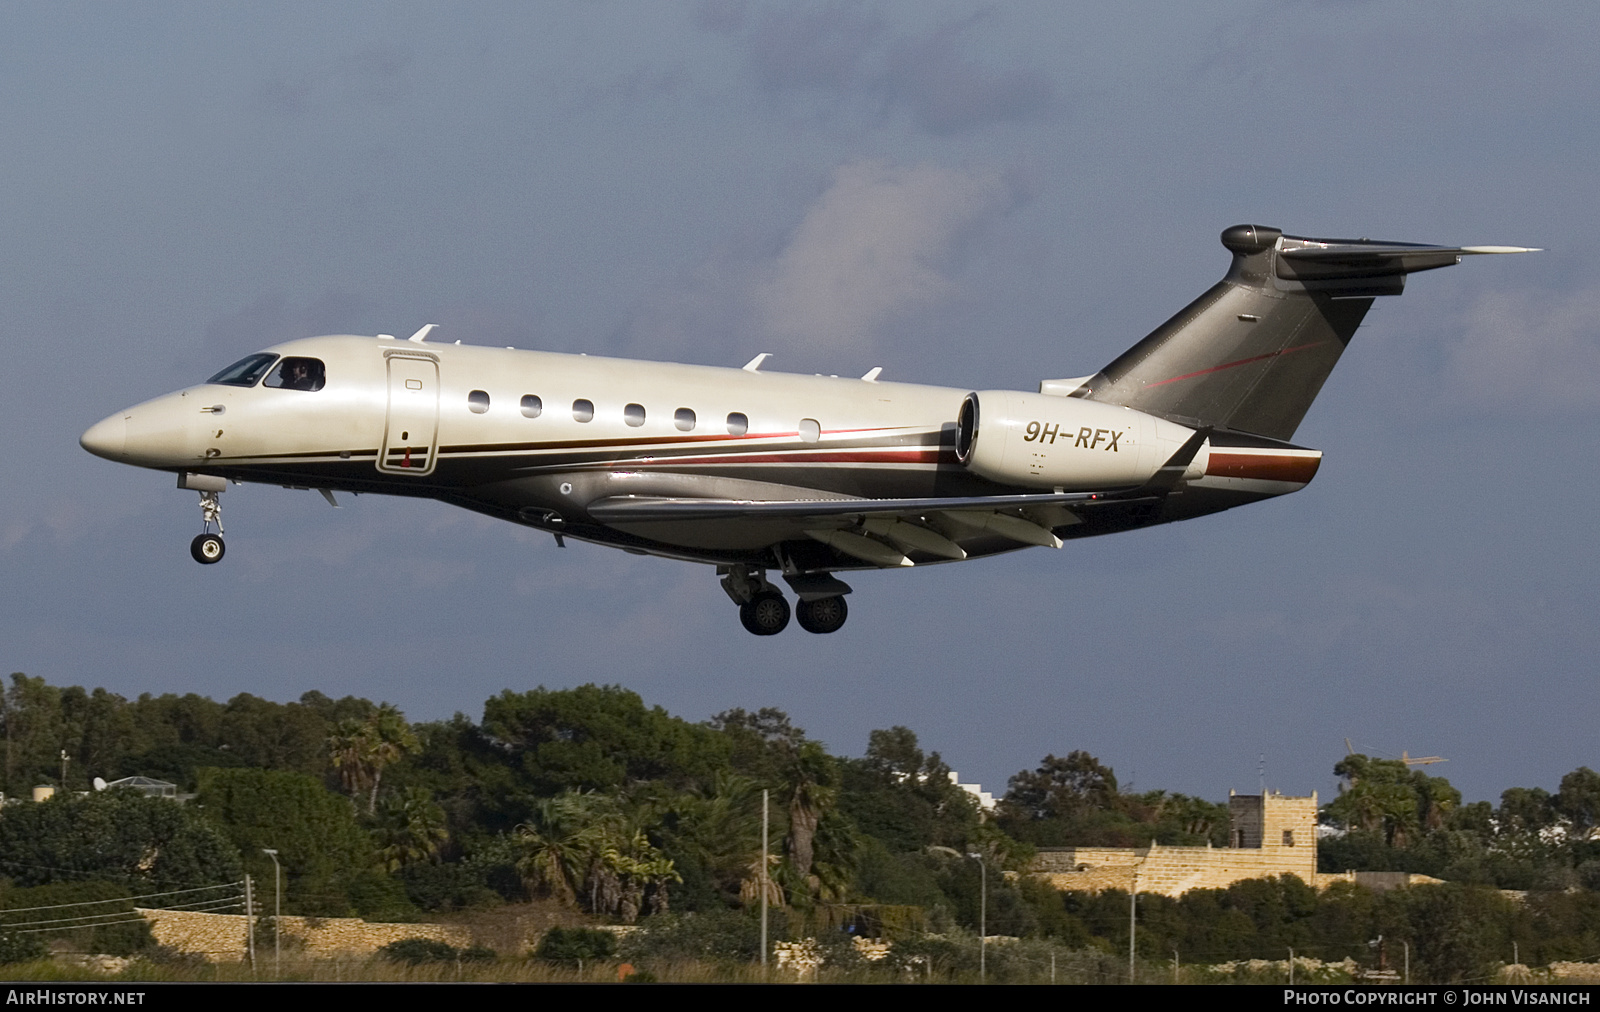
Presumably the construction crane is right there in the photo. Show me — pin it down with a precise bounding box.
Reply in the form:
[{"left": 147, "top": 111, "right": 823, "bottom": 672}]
[{"left": 1344, "top": 739, "right": 1447, "bottom": 766}]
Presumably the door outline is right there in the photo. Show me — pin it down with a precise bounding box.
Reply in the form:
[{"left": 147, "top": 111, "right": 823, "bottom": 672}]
[{"left": 377, "top": 350, "right": 440, "bottom": 476}]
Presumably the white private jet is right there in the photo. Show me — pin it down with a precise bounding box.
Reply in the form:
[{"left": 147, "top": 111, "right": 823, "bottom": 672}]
[{"left": 82, "top": 225, "right": 1532, "bottom": 635}]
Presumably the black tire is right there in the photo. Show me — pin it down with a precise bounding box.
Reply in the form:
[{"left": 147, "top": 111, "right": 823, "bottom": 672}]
[
  {"left": 796, "top": 596, "right": 848, "bottom": 634},
  {"left": 738, "top": 591, "right": 790, "bottom": 635},
  {"left": 190, "top": 533, "right": 225, "bottom": 565}
]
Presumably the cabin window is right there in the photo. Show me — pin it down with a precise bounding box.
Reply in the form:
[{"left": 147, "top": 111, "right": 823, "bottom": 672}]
[
  {"left": 520, "top": 395, "right": 543, "bottom": 418},
  {"left": 726, "top": 412, "right": 748, "bottom": 436},
  {"left": 798, "top": 418, "right": 820, "bottom": 443},
  {"left": 207, "top": 353, "right": 278, "bottom": 388},
  {"left": 674, "top": 408, "right": 695, "bottom": 432},
  {"left": 263, "top": 357, "right": 326, "bottom": 392},
  {"left": 467, "top": 390, "right": 490, "bottom": 413},
  {"left": 573, "top": 399, "right": 595, "bottom": 422},
  {"left": 624, "top": 403, "right": 646, "bottom": 427}
]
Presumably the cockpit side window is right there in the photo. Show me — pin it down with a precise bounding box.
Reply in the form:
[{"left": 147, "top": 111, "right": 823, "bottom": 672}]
[
  {"left": 206, "top": 353, "right": 279, "bottom": 387},
  {"left": 263, "top": 357, "right": 327, "bottom": 392}
]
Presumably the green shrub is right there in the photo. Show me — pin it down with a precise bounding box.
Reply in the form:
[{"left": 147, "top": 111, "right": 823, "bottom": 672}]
[
  {"left": 0, "top": 931, "right": 47, "bottom": 965},
  {"left": 379, "top": 937, "right": 459, "bottom": 965},
  {"left": 536, "top": 927, "right": 617, "bottom": 964}
]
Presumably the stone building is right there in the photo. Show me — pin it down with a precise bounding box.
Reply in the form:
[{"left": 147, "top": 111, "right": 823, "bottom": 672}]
[{"left": 1028, "top": 789, "right": 1324, "bottom": 898}]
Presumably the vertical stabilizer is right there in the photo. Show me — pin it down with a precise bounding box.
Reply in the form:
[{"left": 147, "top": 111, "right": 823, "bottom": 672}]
[{"left": 1074, "top": 225, "right": 1532, "bottom": 441}]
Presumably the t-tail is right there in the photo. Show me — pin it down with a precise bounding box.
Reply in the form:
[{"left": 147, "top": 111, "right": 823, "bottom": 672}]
[{"left": 1070, "top": 225, "right": 1536, "bottom": 441}]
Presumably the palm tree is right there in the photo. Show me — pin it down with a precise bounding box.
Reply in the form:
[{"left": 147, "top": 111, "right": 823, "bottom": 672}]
[
  {"left": 782, "top": 740, "right": 840, "bottom": 896},
  {"left": 365, "top": 703, "right": 418, "bottom": 815},
  {"left": 515, "top": 792, "right": 602, "bottom": 906},
  {"left": 325, "top": 705, "right": 418, "bottom": 814},
  {"left": 374, "top": 787, "right": 450, "bottom": 872},
  {"left": 328, "top": 718, "right": 377, "bottom": 803}
]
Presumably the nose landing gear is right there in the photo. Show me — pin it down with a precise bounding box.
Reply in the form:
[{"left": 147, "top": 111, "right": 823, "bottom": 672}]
[{"left": 179, "top": 473, "right": 228, "bottom": 565}]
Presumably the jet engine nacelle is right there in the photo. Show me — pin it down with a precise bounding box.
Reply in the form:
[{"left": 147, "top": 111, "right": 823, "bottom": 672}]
[{"left": 955, "top": 390, "right": 1208, "bottom": 490}]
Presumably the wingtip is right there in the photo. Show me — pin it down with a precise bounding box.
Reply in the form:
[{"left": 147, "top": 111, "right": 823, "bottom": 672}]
[{"left": 1460, "top": 245, "right": 1541, "bottom": 254}]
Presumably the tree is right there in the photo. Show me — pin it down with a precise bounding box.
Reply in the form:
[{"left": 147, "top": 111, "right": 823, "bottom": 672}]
[
  {"left": 1325, "top": 754, "right": 1460, "bottom": 848},
  {"left": 374, "top": 787, "right": 450, "bottom": 872},
  {"left": 1555, "top": 768, "right": 1600, "bottom": 840},
  {"left": 709, "top": 707, "right": 807, "bottom": 784},
  {"left": 327, "top": 704, "right": 418, "bottom": 814},
  {"left": 1004, "top": 751, "right": 1120, "bottom": 822},
  {"left": 196, "top": 768, "right": 389, "bottom": 916},
  {"left": 484, "top": 685, "right": 730, "bottom": 795},
  {"left": 781, "top": 740, "right": 840, "bottom": 894},
  {"left": 218, "top": 694, "right": 328, "bottom": 774},
  {"left": 841, "top": 726, "right": 982, "bottom": 854},
  {"left": 513, "top": 790, "right": 680, "bottom": 922},
  {"left": 0, "top": 789, "right": 241, "bottom": 890},
  {"left": 1, "top": 673, "right": 65, "bottom": 796}
]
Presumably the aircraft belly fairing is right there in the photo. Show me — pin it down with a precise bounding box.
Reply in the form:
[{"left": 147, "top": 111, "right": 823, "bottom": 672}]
[{"left": 81, "top": 225, "right": 1534, "bottom": 635}]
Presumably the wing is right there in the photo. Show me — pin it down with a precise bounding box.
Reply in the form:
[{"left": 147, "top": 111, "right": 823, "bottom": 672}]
[
  {"left": 586, "top": 489, "right": 1134, "bottom": 523},
  {"left": 586, "top": 427, "right": 1207, "bottom": 566},
  {"left": 587, "top": 490, "right": 1157, "bottom": 565}
]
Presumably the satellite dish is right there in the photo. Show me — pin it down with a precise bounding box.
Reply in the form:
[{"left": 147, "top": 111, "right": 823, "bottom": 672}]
[{"left": 93, "top": 777, "right": 107, "bottom": 791}]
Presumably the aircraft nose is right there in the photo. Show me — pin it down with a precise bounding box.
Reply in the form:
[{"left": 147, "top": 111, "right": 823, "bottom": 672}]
[{"left": 80, "top": 413, "right": 127, "bottom": 460}]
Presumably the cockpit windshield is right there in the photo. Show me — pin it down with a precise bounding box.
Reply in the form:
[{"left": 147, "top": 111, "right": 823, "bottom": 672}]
[
  {"left": 206, "top": 353, "right": 279, "bottom": 387},
  {"left": 263, "top": 357, "right": 326, "bottom": 392}
]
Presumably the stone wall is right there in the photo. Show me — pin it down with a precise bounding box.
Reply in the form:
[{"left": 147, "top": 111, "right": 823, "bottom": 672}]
[
  {"left": 138, "top": 908, "right": 472, "bottom": 961},
  {"left": 1028, "top": 790, "right": 1322, "bottom": 898}
]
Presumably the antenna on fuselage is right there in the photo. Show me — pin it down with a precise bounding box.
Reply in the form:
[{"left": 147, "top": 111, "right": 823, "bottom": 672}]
[{"left": 408, "top": 324, "right": 438, "bottom": 343}]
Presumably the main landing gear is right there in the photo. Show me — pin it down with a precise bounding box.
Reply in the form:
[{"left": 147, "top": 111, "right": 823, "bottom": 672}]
[{"left": 720, "top": 566, "right": 851, "bottom": 636}]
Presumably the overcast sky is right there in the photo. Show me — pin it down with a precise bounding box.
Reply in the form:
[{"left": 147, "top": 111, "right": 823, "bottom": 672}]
[{"left": 4, "top": 1, "right": 1597, "bottom": 807}]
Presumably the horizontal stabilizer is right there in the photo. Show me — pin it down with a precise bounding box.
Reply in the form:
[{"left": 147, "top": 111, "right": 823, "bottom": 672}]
[{"left": 1277, "top": 238, "right": 1538, "bottom": 280}]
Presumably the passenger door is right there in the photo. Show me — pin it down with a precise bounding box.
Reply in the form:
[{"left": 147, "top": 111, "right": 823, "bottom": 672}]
[{"left": 377, "top": 351, "right": 440, "bottom": 475}]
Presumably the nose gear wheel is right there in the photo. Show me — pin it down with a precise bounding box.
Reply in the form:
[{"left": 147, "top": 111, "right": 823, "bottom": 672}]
[{"left": 190, "top": 533, "right": 225, "bottom": 564}]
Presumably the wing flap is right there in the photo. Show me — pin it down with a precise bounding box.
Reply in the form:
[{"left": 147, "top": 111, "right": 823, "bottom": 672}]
[{"left": 586, "top": 490, "right": 1148, "bottom": 524}]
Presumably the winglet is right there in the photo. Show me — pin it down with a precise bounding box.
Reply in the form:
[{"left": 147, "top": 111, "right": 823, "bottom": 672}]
[
  {"left": 861, "top": 367, "right": 883, "bottom": 382},
  {"left": 742, "top": 353, "right": 772, "bottom": 372},
  {"left": 408, "top": 324, "right": 439, "bottom": 343}
]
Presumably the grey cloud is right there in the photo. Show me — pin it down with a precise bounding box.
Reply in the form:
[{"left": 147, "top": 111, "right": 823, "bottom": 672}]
[
  {"left": 252, "top": 46, "right": 414, "bottom": 117},
  {"left": 1439, "top": 286, "right": 1600, "bottom": 412},
  {"left": 202, "top": 291, "right": 370, "bottom": 361},
  {"left": 617, "top": 160, "right": 1022, "bottom": 362},
  {"left": 693, "top": 0, "right": 749, "bottom": 35},
  {"left": 706, "top": 4, "right": 1055, "bottom": 135},
  {"left": 883, "top": 31, "right": 1054, "bottom": 135},
  {"left": 746, "top": 1, "right": 884, "bottom": 94},
  {"left": 754, "top": 160, "right": 1019, "bottom": 350}
]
